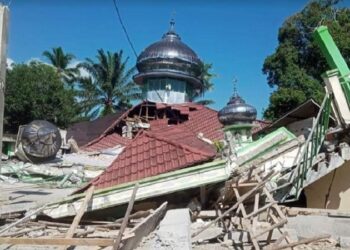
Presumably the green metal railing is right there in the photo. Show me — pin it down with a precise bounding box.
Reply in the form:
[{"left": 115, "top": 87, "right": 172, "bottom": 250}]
[{"left": 282, "top": 94, "right": 331, "bottom": 202}]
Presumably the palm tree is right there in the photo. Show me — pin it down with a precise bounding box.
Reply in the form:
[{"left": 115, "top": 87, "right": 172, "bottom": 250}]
[
  {"left": 42, "top": 47, "right": 79, "bottom": 84},
  {"left": 192, "top": 62, "right": 216, "bottom": 105},
  {"left": 77, "top": 49, "right": 140, "bottom": 118}
]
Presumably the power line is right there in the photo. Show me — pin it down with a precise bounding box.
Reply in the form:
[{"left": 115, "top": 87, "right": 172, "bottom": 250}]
[{"left": 112, "top": 0, "right": 138, "bottom": 58}]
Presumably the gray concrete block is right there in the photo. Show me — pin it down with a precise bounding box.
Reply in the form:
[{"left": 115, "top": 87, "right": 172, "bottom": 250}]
[
  {"left": 339, "top": 236, "right": 350, "bottom": 248},
  {"left": 138, "top": 208, "right": 192, "bottom": 250},
  {"left": 287, "top": 215, "right": 350, "bottom": 239}
]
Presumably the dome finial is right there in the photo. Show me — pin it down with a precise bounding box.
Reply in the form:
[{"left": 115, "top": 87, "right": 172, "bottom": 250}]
[
  {"left": 232, "top": 77, "right": 238, "bottom": 97},
  {"left": 169, "top": 11, "right": 176, "bottom": 32}
]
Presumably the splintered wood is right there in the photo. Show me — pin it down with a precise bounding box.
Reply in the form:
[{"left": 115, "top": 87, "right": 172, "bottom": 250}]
[
  {"left": 192, "top": 169, "right": 330, "bottom": 249},
  {"left": 0, "top": 182, "right": 167, "bottom": 249}
]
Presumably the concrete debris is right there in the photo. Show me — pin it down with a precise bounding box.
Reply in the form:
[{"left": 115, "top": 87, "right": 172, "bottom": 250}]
[
  {"left": 0, "top": 144, "right": 123, "bottom": 187},
  {"left": 137, "top": 208, "right": 192, "bottom": 250}
]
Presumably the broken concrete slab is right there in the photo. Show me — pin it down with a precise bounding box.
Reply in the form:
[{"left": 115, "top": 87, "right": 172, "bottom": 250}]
[
  {"left": 286, "top": 214, "right": 350, "bottom": 240},
  {"left": 192, "top": 226, "right": 223, "bottom": 243},
  {"left": 137, "top": 208, "right": 192, "bottom": 250},
  {"left": 0, "top": 182, "right": 76, "bottom": 215}
]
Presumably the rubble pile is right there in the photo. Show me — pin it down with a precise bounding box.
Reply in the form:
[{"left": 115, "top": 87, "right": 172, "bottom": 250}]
[{"left": 2, "top": 24, "right": 350, "bottom": 249}]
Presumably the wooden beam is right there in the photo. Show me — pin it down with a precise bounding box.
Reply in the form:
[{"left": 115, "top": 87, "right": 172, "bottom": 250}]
[
  {"left": 253, "top": 192, "right": 260, "bottom": 231},
  {"left": 0, "top": 204, "right": 47, "bottom": 235},
  {"left": 113, "top": 183, "right": 139, "bottom": 250},
  {"left": 251, "top": 219, "right": 287, "bottom": 239},
  {"left": 269, "top": 234, "right": 330, "bottom": 250},
  {"left": 192, "top": 171, "right": 276, "bottom": 238},
  {"left": 1, "top": 226, "right": 45, "bottom": 237},
  {"left": 0, "top": 6, "right": 9, "bottom": 158},
  {"left": 245, "top": 201, "right": 277, "bottom": 219},
  {"left": 232, "top": 182, "right": 258, "bottom": 188},
  {"left": 233, "top": 188, "right": 247, "bottom": 217},
  {"left": 60, "top": 185, "right": 95, "bottom": 250},
  {"left": 266, "top": 232, "right": 288, "bottom": 250},
  {"left": 200, "top": 186, "right": 207, "bottom": 206},
  {"left": 233, "top": 187, "right": 260, "bottom": 250},
  {"left": 121, "top": 202, "right": 168, "bottom": 250},
  {"left": 0, "top": 237, "right": 115, "bottom": 246}
]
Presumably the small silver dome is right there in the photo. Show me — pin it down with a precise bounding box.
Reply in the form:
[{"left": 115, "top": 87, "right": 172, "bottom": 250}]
[
  {"left": 134, "top": 20, "right": 203, "bottom": 87},
  {"left": 218, "top": 93, "right": 257, "bottom": 126}
]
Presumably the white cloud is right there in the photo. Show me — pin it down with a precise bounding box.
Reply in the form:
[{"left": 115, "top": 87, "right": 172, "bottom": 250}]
[
  {"left": 25, "top": 57, "right": 51, "bottom": 66},
  {"left": 6, "top": 58, "right": 14, "bottom": 69},
  {"left": 69, "top": 59, "right": 90, "bottom": 78}
]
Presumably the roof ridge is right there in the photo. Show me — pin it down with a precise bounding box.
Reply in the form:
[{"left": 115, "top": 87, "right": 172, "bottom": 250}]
[{"left": 144, "top": 131, "right": 215, "bottom": 157}]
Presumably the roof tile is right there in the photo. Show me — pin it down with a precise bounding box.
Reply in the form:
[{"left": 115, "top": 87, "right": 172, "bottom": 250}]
[
  {"left": 90, "top": 129, "right": 217, "bottom": 189},
  {"left": 79, "top": 102, "right": 223, "bottom": 191}
]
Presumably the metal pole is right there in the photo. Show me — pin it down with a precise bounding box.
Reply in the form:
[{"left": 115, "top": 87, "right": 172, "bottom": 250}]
[{"left": 0, "top": 6, "right": 9, "bottom": 161}]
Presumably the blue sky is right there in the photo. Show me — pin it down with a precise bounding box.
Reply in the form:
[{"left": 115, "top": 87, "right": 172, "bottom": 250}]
[{"left": 7, "top": 0, "right": 350, "bottom": 118}]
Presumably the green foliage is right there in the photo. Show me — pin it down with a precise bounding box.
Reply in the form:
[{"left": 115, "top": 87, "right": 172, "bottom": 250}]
[
  {"left": 77, "top": 49, "right": 140, "bottom": 118},
  {"left": 4, "top": 62, "right": 80, "bottom": 133},
  {"left": 263, "top": 0, "right": 350, "bottom": 120},
  {"left": 193, "top": 62, "right": 216, "bottom": 105},
  {"left": 43, "top": 47, "right": 79, "bottom": 84},
  {"left": 213, "top": 140, "right": 225, "bottom": 154}
]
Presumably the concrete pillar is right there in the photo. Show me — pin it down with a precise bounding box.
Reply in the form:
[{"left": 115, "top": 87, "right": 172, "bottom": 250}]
[{"left": 0, "top": 6, "right": 9, "bottom": 160}]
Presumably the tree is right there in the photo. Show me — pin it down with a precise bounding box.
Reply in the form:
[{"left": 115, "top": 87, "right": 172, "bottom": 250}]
[
  {"left": 77, "top": 49, "right": 140, "bottom": 118},
  {"left": 43, "top": 47, "right": 79, "bottom": 84},
  {"left": 193, "top": 62, "right": 216, "bottom": 105},
  {"left": 263, "top": 0, "right": 350, "bottom": 120},
  {"left": 4, "top": 62, "right": 80, "bottom": 133}
]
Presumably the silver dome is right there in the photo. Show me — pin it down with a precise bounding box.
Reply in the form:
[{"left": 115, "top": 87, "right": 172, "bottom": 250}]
[
  {"left": 134, "top": 20, "right": 203, "bottom": 87},
  {"left": 218, "top": 94, "right": 257, "bottom": 126},
  {"left": 137, "top": 31, "right": 201, "bottom": 65}
]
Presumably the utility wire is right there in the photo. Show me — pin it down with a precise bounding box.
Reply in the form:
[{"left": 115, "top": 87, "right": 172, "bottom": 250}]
[{"left": 112, "top": 0, "right": 138, "bottom": 59}]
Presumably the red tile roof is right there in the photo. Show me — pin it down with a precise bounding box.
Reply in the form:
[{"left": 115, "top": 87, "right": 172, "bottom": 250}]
[
  {"left": 83, "top": 102, "right": 223, "bottom": 152},
  {"left": 180, "top": 105, "right": 224, "bottom": 141},
  {"left": 66, "top": 111, "right": 124, "bottom": 146},
  {"left": 76, "top": 101, "right": 225, "bottom": 190},
  {"left": 252, "top": 119, "right": 272, "bottom": 134},
  {"left": 90, "top": 128, "right": 217, "bottom": 189},
  {"left": 154, "top": 102, "right": 224, "bottom": 141},
  {"left": 83, "top": 133, "right": 131, "bottom": 152}
]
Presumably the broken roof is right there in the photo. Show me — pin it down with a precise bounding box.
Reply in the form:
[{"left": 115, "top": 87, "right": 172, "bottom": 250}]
[
  {"left": 78, "top": 101, "right": 270, "bottom": 191},
  {"left": 66, "top": 111, "right": 125, "bottom": 147},
  {"left": 75, "top": 101, "right": 223, "bottom": 190},
  {"left": 83, "top": 101, "right": 224, "bottom": 152},
  {"left": 90, "top": 127, "right": 217, "bottom": 189},
  {"left": 257, "top": 99, "right": 335, "bottom": 135}
]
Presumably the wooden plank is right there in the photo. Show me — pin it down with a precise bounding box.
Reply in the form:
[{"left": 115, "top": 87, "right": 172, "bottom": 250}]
[
  {"left": 200, "top": 186, "right": 207, "bottom": 206},
  {"left": 121, "top": 202, "right": 168, "bottom": 250},
  {"left": 233, "top": 188, "right": 247, "bottom": 217},
  {"left": 0, "top": 204, "right": 47, "bottom": 235},
  {"left": 254, "top": 174, "right": 292, "bottom": 244},
  {"left": 0, "top": 6, "right": 9, "bottom": 158},
  {"left": 269, "top": 234, "right": 330, "bottom": 250},
  {"left": 60, "top": 185, "right": 95, "bottom": 250},
  {"left": 269, "top": 212, "right": 291, "bottom": 244},
  {"left": 232, "top": 182, "right": 258, "bottom": 188},
  {"left": 245, "top": 201, "right": 277, "bottom": 219},
  {"left": 0, "top": 237, "right": 115, "bottom": 246},
  {"left": 113, "top": 183, "right": 139, "bottom": 250},
  {"left": 192, "top": 171, "right": 276, "bottom": 238},
  {"left": 1, "top": 226, "right": 45, "bottom": 237},
  {"left": 252, "top": 219, "right": 287, "bottom": 239},
  {"left": 232, "top": 187, "right": 259, "bottom": 250},
  {"left": 266, "top": 232, "right": 288, "bottom": 250},
  {"left": 114, "top": 210, "right": 151, "bottom": 224},
  {"left": 253, "top": 192, "right": 260, "bottom": 232}
]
